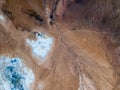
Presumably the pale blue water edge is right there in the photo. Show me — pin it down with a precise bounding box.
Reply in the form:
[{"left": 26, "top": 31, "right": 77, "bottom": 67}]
[
  {"left": 26, "top": 32, "right": 54, "bottom": 60},
  {"left": 0, "top": 56, "right": 35, "bottom": 90}
]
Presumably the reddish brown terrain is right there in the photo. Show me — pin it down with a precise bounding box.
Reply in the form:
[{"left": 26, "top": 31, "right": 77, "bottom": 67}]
[{"left": 0, "top": 0, "right": 120, "bottom": 90}]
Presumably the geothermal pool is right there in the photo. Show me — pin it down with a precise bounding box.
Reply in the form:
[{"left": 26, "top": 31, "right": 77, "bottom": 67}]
[{"left": 0, "top": 56, "right": 35, "bottom": 90}]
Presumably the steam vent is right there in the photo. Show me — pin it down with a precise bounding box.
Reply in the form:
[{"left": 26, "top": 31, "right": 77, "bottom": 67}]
[{"left": 0, "top": 0, "right": 120, "bottom": 90}]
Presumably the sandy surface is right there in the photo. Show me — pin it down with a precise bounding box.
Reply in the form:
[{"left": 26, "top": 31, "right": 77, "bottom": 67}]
[{"left": 0, "top": 0, "right": 120, "bottom": 90}]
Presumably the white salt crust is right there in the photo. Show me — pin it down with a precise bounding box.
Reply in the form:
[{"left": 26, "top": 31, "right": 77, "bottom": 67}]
[{"left": 26, "top": 32, "right": 54, "bottom": 60}]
